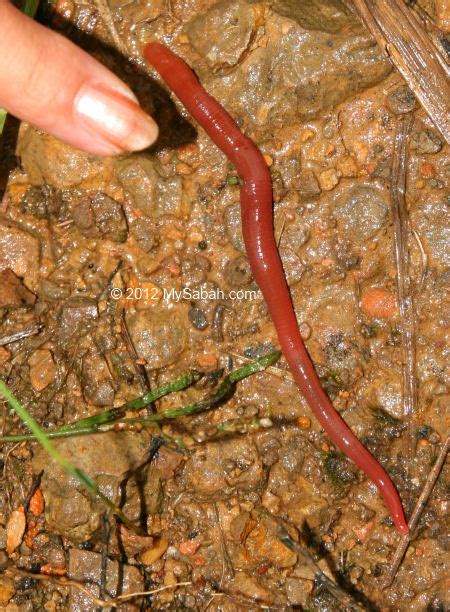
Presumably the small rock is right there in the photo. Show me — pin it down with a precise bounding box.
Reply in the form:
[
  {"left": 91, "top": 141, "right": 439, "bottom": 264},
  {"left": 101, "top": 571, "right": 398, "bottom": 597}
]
[
  {"left": 71, "top": 192, "right": 128, "bottom": 242},
  {"left": 224, "top": 203, "right": 245, "bottom": 252},
  {"left": 116, "top": 155, "right": 158, "bottom": 216},
  {"left": 68, "top": 548, "right": 144, "bottom": 611},
  {"left": 297, "top": 169, "right": 321, "bottom": 200},
  {"left": 140, "top": 536, "right": 169, "bottom": 566},
  {"left": 0, "top": 576, "right": 15, "bottom": 606},
  {"left": 126, "top": 310, "right": 187, "bottom": 368},
  {"left": 319, "top": 168, "right": 340, "bottom": 192},
  {"left": 230, "top": 571, "right": 274, "bottom": 604},
  {"left": 246, "top": 518, "right": 297, "bottom": 568},
  {"left": 81, "top": 351, "right": 115, "bottom": 406},
  {"left": 285, "top": 577, "right": 314, "bottom": 607},
  {"left": 132, "top": 216, "right": 157, "bottom": 253},
  {"left": 119, "top": 524, "right": 154, "bottom": 557},
  {"left": 28, "top": 349, "right": 56, "bottom": 393},
  {"left": 0, "top": 270, "right": 36, "bottom": 308},
  {"left": 386, "top": 85, "right": 417, "bottom": 114},
  {"left": 187, "top": 0, "right": 257, "bottom": 70},
  {"left": 58, "top": 297, "right": 98, "bottom": 342},
  {"left": 188, "top": 307, "right": 209, "bottom": 330},
  {"left": 32, "top": 432, "right": 152, "bottom": 542},
  {"left": 333, "top": 185, "right": 388, "bottom": 243},
  {"left": 0, "top": 223, "right": 39, "bottom": 282},
  {"left": 410, "top": 129, "right": 443, "bottom": 154},
  {"left": 224, "top": 256, "right": 253, "bottom": 287},
  {"left": 17, "top": 127, "right": 109, "bottom": 188}
]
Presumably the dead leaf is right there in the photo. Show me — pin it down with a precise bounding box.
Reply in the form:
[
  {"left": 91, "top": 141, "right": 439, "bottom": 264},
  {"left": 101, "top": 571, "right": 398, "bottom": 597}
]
[{"left": 7, "top": 506, "right": 26, "bottom": 555}]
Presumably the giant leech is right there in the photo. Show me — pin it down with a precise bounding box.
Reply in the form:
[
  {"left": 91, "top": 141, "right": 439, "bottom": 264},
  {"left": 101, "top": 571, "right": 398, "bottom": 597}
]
[{"left": 144, "top": 42, "right": 409, "bottom": 534}]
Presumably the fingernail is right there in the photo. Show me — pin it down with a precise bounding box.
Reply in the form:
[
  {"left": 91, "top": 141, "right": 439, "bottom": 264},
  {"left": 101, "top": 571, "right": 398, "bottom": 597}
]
[{"left": 74, "top": 82, "right": 158, "bottom": 154}]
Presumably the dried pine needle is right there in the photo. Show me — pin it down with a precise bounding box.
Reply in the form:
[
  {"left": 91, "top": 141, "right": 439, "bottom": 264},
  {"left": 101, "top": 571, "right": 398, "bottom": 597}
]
[{"left": 351, "top": 0, "right": 450, "bottom": 143}]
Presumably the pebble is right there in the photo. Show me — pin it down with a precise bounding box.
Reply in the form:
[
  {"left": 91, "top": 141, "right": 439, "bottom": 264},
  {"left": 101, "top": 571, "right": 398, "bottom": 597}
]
[
  {"left": 140, "top": 537, "right": 169, "bottom": 566},
  {"left": 188, "top": 307, "right": 209, "bottom": 330},
  {"left": 411, "top": 129, "right": 443, "bottom": 154},
  {"left": 386, "top": 85, "right": 417, "bottom": 114},
  {"left": 28, "top": 349, "right": 56, "bottom": 393},
  {"left": 318, "top": 168, "right": 340, "bottom": 191}
]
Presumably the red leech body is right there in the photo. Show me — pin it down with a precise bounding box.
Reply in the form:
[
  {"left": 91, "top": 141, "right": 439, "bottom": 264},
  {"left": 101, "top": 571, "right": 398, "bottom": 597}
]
[{"left": 144, "top": 42, "right": 409, "bottom": 535}]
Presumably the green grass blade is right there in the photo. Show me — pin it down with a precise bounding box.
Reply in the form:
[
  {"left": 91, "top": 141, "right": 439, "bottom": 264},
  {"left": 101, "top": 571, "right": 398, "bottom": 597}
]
[
  {"left": 0, "top": 379, "right": 139, "bottom": 531},
  {"left": 0, "top": 352, "right": 281, "bottom": 443},
  {"left": 22, "top": 0, "right": 40, "bottom": 18},
  {"left": 57, "top": 370, "right": 202, "bottom": 434}
]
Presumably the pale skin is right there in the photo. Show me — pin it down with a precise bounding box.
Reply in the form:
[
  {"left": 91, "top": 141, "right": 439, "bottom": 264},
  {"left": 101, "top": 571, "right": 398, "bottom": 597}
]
[{"left": 0, "top": 1, "right": 159, "bottom": 155}]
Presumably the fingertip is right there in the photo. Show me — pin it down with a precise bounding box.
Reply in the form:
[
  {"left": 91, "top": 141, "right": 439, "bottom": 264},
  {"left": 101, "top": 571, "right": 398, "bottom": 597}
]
[{"left": 73, "top": 82, "right": 158, "bottom": 155}]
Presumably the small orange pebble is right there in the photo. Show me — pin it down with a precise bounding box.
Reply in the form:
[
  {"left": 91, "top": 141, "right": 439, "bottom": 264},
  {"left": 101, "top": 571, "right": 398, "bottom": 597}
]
[
  {"left": 24, "top": 518, "right": 39, "bottom": 549},
  {"left": 195, "top": 353, "right": 218, "bottom": 370},
  {"left": 40, "top": 564, "right": 67, "bottom": 576},
  {"left": 415, "top": 179, "right": 426, "bottom": 189},
  {"left": 323, "top": 534, "right": 333, "bottom": 543},
  {"left": 420, "top": 162, "right": 436, "bottom": 178},
  {"left": 416, "top": 547, "right": 423, "bottom": 557},
  {"left": 263, "top": 154, "right": 273, "bottom": 167},
  {"left": 418, "top": 439, "right": 429, "bottom": 447},
  {"left": 361, "top": 288, "right": 398, "bottom": 319},
  {"left": 352, "top": 519, "right": 375, "bottom": 543},
  {"left": 296, "top": 416, "right": 311, "bottom": 430},
  {"left": 192, "top": 556, "right": 206, "bottom": 566},
  {"left": 29, "top": 488, "right": 44, "bottom": 517},
  {"left": 301, "top": 128, "right": 315, "bottom": 142},
  {"left": 321, "top": 443, "right": 330, "bottom": 452},
  {"left": 179, "top": 540, "right": 200, "bottom": 556}
]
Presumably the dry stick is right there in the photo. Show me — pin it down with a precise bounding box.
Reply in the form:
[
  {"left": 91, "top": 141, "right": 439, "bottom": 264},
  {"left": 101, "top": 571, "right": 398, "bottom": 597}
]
[
  {"left": 351, "top": 0, "right": 450, "bottom": 144},
  {"left": 0, "top": 324, "right": 43, "bottom": 347},
  {"left": 391, "top": 114, "right": 417, "bottom": 478},
  {"left": 383, "top": 437, "right": 450, "bottom": 588},
  {"left": 4, "top": 567, "right": 191, "bottom": 608}
]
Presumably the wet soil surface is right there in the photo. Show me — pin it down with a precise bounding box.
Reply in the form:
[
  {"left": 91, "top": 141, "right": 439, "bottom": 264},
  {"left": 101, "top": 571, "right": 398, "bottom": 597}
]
[{"left": 0, "top": 0, "right": 448, "bottom": 610}]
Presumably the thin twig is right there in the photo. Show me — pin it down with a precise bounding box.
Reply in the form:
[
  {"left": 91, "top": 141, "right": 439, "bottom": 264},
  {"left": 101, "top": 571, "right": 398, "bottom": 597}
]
[
  {"left": 391, "top": 113, "right": 417, "bottom": 479},
  {"left": 4, "top": 567, "right": 191, "bottom": 608},
  {"left": 411, "top": 229, "right": 428, "bottom": 297},
  {"left": 213, "top": 502, "right": 235, "bottom": 583},
  {"left": 383, "top": 437, "right": 449, "bottom": 588},
  {"left": 0, "top": 324, "right": 43, "bottom": 347}
]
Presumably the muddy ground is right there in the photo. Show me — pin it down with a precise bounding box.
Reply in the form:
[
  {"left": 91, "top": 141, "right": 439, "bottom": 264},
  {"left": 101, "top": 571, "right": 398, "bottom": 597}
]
[{"left": 0, "top": 0, "right": 448, "bottom": 610}]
